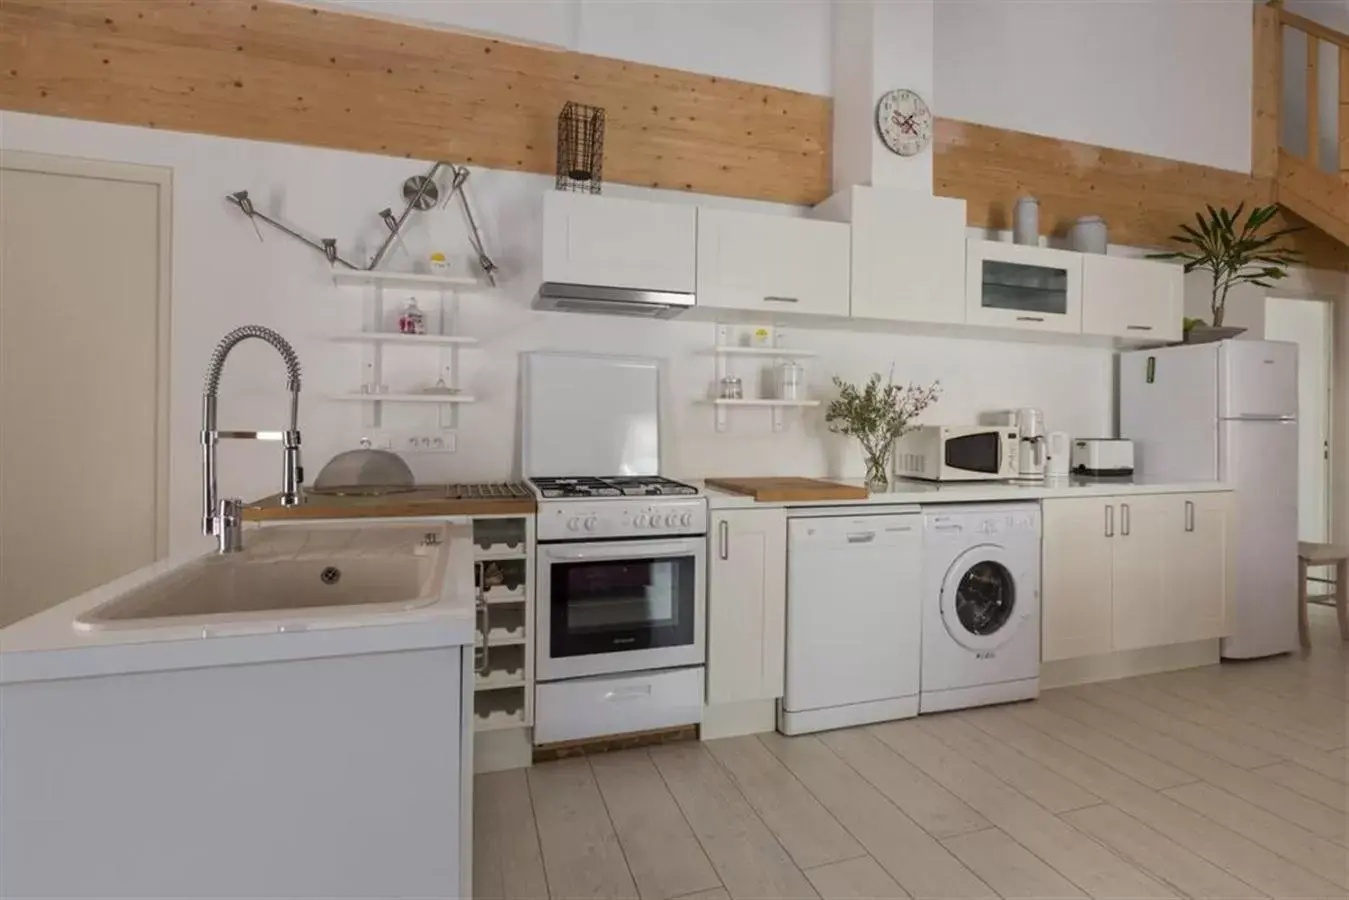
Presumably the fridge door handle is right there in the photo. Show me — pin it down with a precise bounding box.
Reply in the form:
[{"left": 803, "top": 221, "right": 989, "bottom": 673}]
[
  {"left": 1185, "top": 500, "right": 1195, "bottom": 533},
  {"left": 1105, "top": 504, "right": 1114, "bottom": 538},
  {"left": 1121, "top": 503, "right": 1131, "bottom": 537}
]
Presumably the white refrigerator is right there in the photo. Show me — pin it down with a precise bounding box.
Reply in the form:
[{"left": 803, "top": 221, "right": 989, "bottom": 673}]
[{"left": 1120, "top": 340, "right": 1299, "bottom": 659}]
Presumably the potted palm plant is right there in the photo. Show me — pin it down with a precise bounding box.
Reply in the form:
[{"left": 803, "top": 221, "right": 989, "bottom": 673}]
[
  {"left": 826, "top": 372, "right": 941, "bottom": 492},
  {"left": 1149, "top": 204, "right": 1301, "bottom": 342}
]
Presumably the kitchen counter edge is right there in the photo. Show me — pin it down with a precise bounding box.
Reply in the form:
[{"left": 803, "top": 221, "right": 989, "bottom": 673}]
[{"left": 696, "top": 477, "right": 1231, "bottom": 510}]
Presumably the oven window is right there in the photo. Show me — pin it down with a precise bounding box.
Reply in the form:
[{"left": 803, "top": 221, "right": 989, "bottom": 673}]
[
  {"left": 550, "top": 554, "right": 696, "bottom": 658},
  {"left": 945, "top": 432, "right": 1001, "bottom": 474}
]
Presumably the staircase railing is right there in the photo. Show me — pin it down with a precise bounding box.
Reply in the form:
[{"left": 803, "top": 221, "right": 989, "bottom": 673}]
[{"left": 1253, "top": 1, "right": 1349, "bottom": 247}]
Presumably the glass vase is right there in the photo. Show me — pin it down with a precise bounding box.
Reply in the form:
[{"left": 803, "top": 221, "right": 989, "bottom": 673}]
[{"left": 863, "top": 443, "right": 891, "bottom": 492}]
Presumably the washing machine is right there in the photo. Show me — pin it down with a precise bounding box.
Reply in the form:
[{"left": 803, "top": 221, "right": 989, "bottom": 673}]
[{"left": 920, "top": 503, "right": 1041, "bottom": 714}]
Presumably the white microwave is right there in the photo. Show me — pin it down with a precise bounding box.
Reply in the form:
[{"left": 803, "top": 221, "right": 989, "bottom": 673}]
[{"left": 894, "top": 425, "right": 1020, "bottom": 481}]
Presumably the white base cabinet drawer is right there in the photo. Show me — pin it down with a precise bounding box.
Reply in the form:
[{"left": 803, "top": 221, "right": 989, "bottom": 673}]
[{"left": 534, "top": 667, "right": 703, "bottom": 745}]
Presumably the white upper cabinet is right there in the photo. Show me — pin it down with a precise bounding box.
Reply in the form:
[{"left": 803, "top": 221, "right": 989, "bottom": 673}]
[
  {"left": 542, "top": 192, "right": 696, "bottom": 293},
  {"left": 813, "top": 187, "right": 967, "bottom": 324},
  {"left": 696, "top": 208, "right": 850, "bottom": 317},
  {"left": 1081, "top": 256, "right": 1183, "bottom": 342},
  {"left": 966, "top": 241, "right": 1084, "bottom": 333}
]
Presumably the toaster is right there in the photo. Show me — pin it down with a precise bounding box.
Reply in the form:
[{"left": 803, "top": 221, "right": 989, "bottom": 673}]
[{"left": 1071, "top": 439, "right": 1135, "bottom": 476}]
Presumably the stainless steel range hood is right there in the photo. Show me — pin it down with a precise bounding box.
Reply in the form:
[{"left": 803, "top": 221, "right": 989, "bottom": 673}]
[{"left": 534, "top": 282, "right": 695, "bottom": 319}]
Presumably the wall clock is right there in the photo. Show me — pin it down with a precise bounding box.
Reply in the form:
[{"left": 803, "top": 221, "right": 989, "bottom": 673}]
[{"left": 876, "top": 88, "right": 933, "bottom": 157}]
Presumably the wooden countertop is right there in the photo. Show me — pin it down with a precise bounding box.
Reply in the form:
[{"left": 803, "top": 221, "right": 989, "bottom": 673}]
[{"left": 244, "top": 485, "right": 536, "bottom": 521}]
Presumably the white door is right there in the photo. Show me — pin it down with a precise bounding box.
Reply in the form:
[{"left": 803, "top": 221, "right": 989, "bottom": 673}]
[
  {"left": 1080, "top": 255, "right": 1183, "bottom": 342},
  {"left": 541, "top": 192, "right": 696, "bottom": 293},
  {"left": 965, "top": 241, "right": 1084, "bottom": 333},
  {"left": 696, "top": 208, "right": 850, "bottom": 316},
  {"left": 707, "top": 508, "right": 787, "bottom": 704},
  {"left": 1263, "top": 297, "right": 1332, "bottom": 544},
  {"left": 1220, "top": 419, "right": 1301, "bottom": 658},
  {"left": 0, "top": 153, "right": 169, "bottom": 628},
  {"left": 1041, "top": 498, "right": 1116, "bottom": 661},
  {"left": 1110, "top": 496, "right": 1172, "bottom": 651},
  {"left": 1168, "top": 493, "right": 1235, "bottom": 643}
]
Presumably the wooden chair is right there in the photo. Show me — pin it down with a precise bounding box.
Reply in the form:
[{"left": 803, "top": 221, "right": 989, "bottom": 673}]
[{"left": 1297, "top": 542, "right": 1349, "bottom": 647}]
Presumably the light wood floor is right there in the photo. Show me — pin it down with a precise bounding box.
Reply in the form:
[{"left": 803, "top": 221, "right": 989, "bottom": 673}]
[{"left": 475, "top": 609, "right": 1349, "bottom": 900}]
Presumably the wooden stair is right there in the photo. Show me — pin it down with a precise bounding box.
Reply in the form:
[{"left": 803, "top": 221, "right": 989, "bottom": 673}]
[{"left": 1254, "top": 3, "right": 1349, "bottom": 250}]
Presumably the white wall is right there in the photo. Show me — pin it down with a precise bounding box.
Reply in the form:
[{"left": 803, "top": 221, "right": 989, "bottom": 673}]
[
  {"left": 934, "top": 0, "right": 1255, "bottom": 173},
  {"left": 1, "top": 112, "right": 1113, "bottom": 555},
  {"left": 305, "top": 0, "right": 1254, "bottom": 172}
]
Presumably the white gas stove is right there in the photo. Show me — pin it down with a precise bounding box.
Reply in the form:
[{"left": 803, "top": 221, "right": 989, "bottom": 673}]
[
  {"left": 522, "top": 352, "right": 708, "bottom": 745},
  {"left": 529, "top": 476, "right": 707, "bottom": 542}
]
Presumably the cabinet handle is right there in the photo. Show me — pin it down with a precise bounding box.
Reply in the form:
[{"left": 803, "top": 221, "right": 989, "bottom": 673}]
[
  {"left": 718, "top": 520, "right": 729, "bottom": 560},
  {"left": 1121, "top": 502, "right": 1131, "bottom": 536},
  {"left": 1126, "top": 325, "right": 1154, "bottom": 331},
  {"left": 1016, "top": 315, "right": 1046, "bottom": 322},
  {"left": 1105, "top": 505, "right": 1115, "bottom": 538},
  {"left": 763, "top": 296, "right": 799, "bottom": 304},
  {"left": 1185, "top": 500, "right": 1195, "bottom": 532}
]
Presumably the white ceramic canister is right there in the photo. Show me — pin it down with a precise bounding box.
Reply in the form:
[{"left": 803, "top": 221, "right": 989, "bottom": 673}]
[
  {"left": 1013, "top": 196, "right": 1040, "bottom": 246},
  {"left": 1070, "top": 216, "right": 1108, "bottom": 254}
]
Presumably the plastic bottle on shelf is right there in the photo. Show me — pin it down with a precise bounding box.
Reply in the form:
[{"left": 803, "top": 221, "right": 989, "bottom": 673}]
[{"left": 398, "top": 298, "right": 426, "bottom": 335}]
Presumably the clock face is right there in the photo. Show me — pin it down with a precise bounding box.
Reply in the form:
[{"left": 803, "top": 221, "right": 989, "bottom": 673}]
[{"left": 876, "top": 89, "right": 933, "bottom": 157}]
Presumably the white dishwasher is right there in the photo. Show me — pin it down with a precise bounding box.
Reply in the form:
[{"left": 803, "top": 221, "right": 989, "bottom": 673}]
[{"left": 779, "top": 506, "right": 923, "bottom": 735}]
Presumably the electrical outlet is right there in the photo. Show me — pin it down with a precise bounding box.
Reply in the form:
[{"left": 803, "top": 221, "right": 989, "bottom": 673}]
[{"left": 400, "top": 433, "right": 456, "bottom": 454}]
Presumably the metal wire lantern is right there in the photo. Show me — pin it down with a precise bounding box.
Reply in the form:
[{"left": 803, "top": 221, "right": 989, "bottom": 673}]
[{"left": 556, "top": 101, "right": 605, "bottom": 193}]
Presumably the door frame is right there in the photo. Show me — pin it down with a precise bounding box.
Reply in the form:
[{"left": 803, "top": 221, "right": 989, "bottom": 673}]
[
  {"left": 1, "top": 150, "right": 173, "bottom": 557},
  {"left": 1264, "top": 293, "right": 1335, "bottom": 544}
]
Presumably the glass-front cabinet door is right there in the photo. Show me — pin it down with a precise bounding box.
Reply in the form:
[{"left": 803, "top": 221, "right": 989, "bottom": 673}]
[{"left": 965, "top": 240, "right": 1084, "bottom": 333}]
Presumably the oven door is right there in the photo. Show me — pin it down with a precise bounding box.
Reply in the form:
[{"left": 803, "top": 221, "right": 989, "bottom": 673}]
[{"left": 537, "top": 538, "right": 706, "bottom": 681}]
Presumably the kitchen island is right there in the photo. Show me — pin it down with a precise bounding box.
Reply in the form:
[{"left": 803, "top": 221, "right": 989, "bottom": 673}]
[{"left": 0, "top": 520, "right": 477, "bottom": 899}]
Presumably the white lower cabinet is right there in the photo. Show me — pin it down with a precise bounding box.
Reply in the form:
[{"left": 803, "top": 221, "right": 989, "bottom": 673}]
[
  {"left": 1041, "top": 498, "right": 1116, "bottom": 661},
  {"left": 1042, "top": 492, "right": 1234, "bottom": 662},
  {"left": 706, "top": 508, "right": 787, "bottom": 704}
]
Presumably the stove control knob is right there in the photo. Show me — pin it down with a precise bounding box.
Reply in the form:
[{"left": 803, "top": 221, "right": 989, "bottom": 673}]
[
  {"left": 567, "top": 517, "right": 580, "bottom": 531},
  {"left": 664, "top": 514, "right": 678, "bottom": 527},
  {"left": 680, "top": 513, "right": 693, "bottom": 527},
  {"left": 635, "top": 514, "right": 649, "bottom": 527},
  {"left": 650, "top": 518, "right": 663, "bottom": 530},
  {"left": 584, "top": 516, "right": 598, "bottom": 532}
]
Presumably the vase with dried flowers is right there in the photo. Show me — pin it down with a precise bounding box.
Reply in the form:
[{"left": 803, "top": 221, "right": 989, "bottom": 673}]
[{"left": 826, "top": 372, "right": 941, "bottom": 492}]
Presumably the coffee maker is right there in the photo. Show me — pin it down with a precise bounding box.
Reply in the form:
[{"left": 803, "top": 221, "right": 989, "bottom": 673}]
[{"left": 1015, "top": 407, "right": 1046, "bottom": 479}]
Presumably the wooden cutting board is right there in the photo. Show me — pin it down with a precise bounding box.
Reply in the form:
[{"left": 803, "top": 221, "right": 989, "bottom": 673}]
[{"left": 703, "top": 477, "right": 868, "bottom": 502}]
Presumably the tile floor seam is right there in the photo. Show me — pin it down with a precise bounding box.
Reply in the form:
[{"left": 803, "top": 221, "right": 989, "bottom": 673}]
[
  {"left": 644, "top": 747, "right": 734, "bottom": 900},
  {"left": 881, "top": 723, "right": 1175, "bottom": 900},
  {"left": 744, "top": 732, "right": 910, "bottom": 887},
  {"left": 584, "top": 753, "right": 658, "bottom": 900}
]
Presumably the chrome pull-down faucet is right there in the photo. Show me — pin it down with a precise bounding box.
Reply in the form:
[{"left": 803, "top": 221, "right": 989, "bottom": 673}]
[{"left": 201, "top": 326, "right": 303, "bottom": 554}]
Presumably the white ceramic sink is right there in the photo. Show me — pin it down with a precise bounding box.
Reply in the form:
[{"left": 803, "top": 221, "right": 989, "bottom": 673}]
[{"left": 75, "top": 524, "right": 451, "bottom": 631}]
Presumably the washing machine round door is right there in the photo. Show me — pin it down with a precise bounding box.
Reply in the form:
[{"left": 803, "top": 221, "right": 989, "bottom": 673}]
[{"left": 939, "top": 545, "right": 1027, "bottom": 653}]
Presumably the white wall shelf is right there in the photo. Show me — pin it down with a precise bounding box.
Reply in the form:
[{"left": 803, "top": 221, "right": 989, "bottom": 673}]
[
  {"left": 710, "top": 398, "right": 821, "bottom": 408},
  {"left": 332, "top": 269, "right": 483, "bottom": 290},
  {"left": 332, "top": 392, "right": 477, "bottom": 404},
  {"left": 706, "top": 346, "right": 818, "bottom": 358},
  {"left": 333, "top": 268, "right": 482, "bottom": 432},
  {"left": 330, "top": 333, "right": 478, "bottom": 347},
  {"left": 709, "top": 323, "right": 819, "bottom": 433}
]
